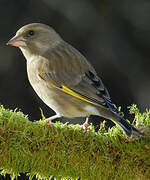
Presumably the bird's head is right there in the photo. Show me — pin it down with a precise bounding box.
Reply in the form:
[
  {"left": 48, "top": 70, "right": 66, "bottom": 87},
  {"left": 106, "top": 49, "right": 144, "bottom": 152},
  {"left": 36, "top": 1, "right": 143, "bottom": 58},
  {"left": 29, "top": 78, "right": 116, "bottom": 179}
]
[{"left": 7, "top": 23, "right": 62, "bottom": 57}]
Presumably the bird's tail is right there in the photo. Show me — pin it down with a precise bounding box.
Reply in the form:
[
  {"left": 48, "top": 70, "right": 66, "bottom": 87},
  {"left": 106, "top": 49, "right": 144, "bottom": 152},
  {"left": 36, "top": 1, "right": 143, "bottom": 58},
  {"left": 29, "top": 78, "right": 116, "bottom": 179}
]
[
  {"left": 110, "top": 113, "right": 143, "bottom": 137},
  {"left": 101, "top": 98, "right": 143, "bottom": 137}
]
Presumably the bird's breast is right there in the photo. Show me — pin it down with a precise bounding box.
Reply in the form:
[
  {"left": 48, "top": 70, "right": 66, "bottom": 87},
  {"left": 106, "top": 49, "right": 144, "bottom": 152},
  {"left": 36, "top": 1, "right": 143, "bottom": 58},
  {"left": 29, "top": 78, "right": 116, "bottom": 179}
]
[{"left": 27, "top": 59, "right": 58, "bottom": 111}]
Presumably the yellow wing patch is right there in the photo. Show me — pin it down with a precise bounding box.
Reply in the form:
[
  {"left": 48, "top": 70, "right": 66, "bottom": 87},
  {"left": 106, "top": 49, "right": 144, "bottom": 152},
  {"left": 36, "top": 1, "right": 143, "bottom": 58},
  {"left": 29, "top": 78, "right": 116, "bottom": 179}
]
[
  {"left": 49, "top": 83, "right": 120, "bottom": 126},
  {"left": 48, "top": 82, "right": 101, "bottom": 107}
]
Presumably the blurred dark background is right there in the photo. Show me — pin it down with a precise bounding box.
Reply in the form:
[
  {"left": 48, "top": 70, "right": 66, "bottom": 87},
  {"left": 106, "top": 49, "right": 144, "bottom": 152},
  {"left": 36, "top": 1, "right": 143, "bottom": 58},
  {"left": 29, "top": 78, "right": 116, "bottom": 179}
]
[{"left": 0, "top": 0, "right": 150, "bottom": 178}]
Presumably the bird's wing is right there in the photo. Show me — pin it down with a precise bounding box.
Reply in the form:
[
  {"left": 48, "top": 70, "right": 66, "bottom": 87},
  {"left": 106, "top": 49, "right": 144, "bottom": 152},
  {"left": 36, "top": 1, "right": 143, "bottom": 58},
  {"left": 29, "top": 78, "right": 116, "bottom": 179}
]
[{"left": 38, "top": 42, "right": 118, "bottom": 112}]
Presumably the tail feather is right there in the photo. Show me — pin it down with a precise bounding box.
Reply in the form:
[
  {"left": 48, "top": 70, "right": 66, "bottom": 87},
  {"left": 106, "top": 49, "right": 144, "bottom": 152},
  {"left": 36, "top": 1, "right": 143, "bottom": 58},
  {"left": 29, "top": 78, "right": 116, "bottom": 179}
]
[
  {"left": 103, "top": 98, "right": 143, "bottom": 137},
  {"left": 112, "top": 114, "right": 143, "bottom": 137}
]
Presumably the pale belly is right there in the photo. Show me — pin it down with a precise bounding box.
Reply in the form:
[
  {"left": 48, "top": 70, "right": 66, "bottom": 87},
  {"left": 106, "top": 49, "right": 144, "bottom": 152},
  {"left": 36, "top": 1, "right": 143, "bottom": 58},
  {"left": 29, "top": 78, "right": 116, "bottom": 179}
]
[
  {"left": 27, "top": 67, "right": 99, "bottom": 118},
  {"left": 30, "top": 79, "right": 100, "bottom": 117}
]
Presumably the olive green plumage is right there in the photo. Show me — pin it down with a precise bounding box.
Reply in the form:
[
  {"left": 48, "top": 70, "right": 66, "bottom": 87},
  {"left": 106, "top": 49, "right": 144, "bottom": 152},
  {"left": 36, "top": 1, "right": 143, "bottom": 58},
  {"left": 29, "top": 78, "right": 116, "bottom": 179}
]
[{"left": 7, "top": 23, "right": 143, "bottom": 137}]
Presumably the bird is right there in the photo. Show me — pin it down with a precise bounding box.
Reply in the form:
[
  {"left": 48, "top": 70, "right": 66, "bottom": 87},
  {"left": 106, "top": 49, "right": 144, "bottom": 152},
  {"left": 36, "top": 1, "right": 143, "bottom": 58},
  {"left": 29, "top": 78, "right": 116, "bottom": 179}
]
[{"left": 7, "top": 23, "right": 143, "bottom": 137}]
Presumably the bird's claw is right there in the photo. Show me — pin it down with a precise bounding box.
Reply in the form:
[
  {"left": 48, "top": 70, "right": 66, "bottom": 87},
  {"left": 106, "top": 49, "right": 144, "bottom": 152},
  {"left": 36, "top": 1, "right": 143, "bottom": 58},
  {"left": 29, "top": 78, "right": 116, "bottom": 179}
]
[
  {"left": 45, "top": 119, "right": 55, "bottom": 128},
  {"left": 80, "top": 122, "right": 89, "bottom": 132}
]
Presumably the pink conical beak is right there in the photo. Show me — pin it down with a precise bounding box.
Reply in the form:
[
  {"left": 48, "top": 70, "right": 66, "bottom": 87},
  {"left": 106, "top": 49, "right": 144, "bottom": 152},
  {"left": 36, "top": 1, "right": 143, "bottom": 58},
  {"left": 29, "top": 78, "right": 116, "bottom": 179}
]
[{"left": 7, "top": 34, "right": 26, "bottom": 47}]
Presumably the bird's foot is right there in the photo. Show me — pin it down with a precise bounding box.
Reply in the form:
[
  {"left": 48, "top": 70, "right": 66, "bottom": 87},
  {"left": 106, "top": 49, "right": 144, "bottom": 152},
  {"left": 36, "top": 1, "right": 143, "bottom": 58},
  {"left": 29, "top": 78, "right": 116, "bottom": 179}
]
[
  {"left": 80, "top": 117, "right": 90, "bottom": 132},
  {"left": 80, "top": 122, "right": 89, "bottom": 132},
  {"left": 45, "top": 114, "right": 60, "bottom": 127}
]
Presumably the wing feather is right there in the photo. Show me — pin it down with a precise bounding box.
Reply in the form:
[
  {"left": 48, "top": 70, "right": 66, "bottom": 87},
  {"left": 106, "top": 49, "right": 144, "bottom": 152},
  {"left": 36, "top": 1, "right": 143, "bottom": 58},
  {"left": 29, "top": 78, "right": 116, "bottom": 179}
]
[{"left": 39, "top": 41, "right": 118, "bottom": 112}]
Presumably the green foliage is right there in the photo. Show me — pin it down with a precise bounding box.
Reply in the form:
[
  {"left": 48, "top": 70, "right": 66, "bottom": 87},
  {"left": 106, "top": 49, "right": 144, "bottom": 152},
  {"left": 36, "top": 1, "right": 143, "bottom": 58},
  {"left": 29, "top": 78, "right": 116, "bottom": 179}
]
[{"left": 0, "top": 105, "right": 149, "bottom": 180}]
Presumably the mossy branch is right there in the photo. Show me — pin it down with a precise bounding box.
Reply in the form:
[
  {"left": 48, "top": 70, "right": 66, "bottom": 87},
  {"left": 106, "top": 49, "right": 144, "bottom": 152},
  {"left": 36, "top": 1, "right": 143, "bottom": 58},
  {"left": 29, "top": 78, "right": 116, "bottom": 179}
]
[{"left": 0, "top": 105, "right": 149, "bottom": 180}]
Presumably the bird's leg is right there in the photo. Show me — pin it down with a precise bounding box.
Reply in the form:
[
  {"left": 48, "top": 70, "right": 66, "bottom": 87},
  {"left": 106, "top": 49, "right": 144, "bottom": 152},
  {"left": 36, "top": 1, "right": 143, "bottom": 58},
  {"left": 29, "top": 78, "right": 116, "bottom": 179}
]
[
  {"left": 80, "top": 116, "right": 89, "bottom": 132},
  {"left": 45, "top": 114, "right": 61, "bottom": 126}
]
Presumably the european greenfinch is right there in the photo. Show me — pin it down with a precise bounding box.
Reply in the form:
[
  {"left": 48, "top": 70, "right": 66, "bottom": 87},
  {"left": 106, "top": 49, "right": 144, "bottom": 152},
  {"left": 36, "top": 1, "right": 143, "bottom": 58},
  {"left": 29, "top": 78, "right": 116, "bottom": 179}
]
[{"left": 7, "top": 23, "right": 143, "bottom": 137}]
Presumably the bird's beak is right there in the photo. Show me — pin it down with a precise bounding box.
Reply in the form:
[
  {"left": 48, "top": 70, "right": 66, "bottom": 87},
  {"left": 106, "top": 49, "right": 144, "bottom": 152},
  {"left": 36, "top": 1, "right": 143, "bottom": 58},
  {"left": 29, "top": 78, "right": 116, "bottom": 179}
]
[{"left": 7, "top": 34, "right": 27, "bottom": 47}]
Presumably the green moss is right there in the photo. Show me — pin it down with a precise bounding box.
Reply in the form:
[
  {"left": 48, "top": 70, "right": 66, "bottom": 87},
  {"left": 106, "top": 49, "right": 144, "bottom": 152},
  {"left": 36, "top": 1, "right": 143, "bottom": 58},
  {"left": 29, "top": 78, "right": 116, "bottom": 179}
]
[{"left": 0, "top": 105, "right": 149, "bottom": 180}]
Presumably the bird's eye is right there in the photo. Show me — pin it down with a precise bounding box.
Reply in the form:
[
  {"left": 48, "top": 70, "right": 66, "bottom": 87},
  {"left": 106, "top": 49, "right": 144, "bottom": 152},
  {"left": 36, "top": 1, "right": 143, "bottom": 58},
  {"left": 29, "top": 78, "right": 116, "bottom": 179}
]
[{"left": 27, "top": 30, "right": 35, "bottom": 36}]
